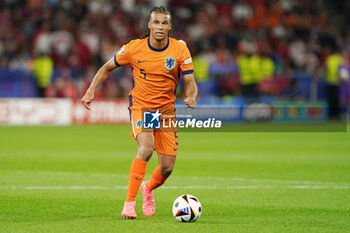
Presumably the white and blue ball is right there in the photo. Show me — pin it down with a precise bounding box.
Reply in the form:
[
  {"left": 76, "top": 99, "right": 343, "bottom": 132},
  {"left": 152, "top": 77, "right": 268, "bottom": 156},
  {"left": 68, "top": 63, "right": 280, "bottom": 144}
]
[{"left": 172, "top": 194, "right": 202, "bottom": 222}]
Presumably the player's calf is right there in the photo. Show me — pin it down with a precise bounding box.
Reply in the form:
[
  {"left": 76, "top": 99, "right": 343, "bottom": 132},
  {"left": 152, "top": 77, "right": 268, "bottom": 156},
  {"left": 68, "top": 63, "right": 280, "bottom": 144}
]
[{"left": 159, "top": 164, "right": 173, "bottom": 178}]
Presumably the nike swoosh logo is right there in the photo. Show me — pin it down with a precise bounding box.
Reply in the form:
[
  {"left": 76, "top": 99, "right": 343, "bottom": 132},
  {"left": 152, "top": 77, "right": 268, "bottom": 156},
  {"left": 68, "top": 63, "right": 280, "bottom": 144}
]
[
  {"left": 135, "top": 177, "right": 143, "bottom": 180},
  {"left": 138, "top": 60, "right": 147, "bottom": 63}
]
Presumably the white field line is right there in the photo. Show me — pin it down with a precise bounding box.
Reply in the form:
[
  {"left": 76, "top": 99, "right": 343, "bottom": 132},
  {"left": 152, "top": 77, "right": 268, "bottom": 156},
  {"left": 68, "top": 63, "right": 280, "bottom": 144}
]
[
  {"left": 188, "top": 176, "right": 350, "bottom": 186},
  {"left": 8, "top": 170, "right": 350, "bottom": 186},
  {"left": 0, "top": 185, "right": 349, "bottom": 190}
]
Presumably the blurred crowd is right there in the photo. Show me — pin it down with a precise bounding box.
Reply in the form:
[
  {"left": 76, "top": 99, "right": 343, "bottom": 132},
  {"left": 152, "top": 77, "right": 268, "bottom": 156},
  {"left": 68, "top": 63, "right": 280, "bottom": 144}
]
[{"left": 1, "top": 0, "right": 350, "bottom": 108}]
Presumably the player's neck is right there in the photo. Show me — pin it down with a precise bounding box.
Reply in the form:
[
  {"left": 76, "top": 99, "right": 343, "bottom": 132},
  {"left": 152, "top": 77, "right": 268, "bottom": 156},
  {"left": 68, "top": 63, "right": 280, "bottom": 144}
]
[{"left": 149, "top": 36, "right": 168, "bottom": 50}]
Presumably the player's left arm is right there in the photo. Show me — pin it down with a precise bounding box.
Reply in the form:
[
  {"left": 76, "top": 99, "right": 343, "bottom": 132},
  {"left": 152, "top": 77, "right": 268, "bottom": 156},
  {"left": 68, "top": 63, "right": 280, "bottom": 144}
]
[
  {"left": 183, "top": 73, "right": 197, "bottom": 109},
  {"left": 179, "top": 41, "right": 197, "bottom": 108}
]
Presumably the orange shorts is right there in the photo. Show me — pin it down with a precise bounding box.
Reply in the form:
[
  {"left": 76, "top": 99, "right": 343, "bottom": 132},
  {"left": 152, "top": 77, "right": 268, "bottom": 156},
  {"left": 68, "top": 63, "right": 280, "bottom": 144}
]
[{"left": 129, "top": 107, "right": 178, "bottom": 156}]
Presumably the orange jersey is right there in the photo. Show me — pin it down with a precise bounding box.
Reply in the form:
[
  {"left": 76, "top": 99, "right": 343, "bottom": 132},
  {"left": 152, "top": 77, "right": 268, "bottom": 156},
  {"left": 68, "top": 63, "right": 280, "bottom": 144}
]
[{"left": 114, "top": 37, "right": 194, "bottom": 109}]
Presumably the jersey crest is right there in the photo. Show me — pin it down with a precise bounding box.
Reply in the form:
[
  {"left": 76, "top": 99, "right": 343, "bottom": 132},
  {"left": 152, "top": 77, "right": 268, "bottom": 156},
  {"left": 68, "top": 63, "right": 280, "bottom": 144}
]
[{"left": 165, "top": 57, "right": 176, "bottom": 70}]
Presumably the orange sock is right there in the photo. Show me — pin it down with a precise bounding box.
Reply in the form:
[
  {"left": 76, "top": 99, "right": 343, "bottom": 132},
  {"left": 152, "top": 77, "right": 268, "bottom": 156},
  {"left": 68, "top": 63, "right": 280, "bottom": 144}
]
[
  {"left": 126, "top": 158, "right": 148, "bottom": 202},
  {"left": 146, "top": 166, "right": 167, "bottom": 191}
]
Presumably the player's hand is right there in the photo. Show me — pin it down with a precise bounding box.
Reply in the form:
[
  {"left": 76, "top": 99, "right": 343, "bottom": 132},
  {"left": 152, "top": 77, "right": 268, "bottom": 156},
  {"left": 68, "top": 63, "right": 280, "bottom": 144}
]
[
  {"left": 81, "top": 90, "right": 94, "bottom": 110},
  {"left": 184, "top": 97, "right": 197, "bottom": 109}
]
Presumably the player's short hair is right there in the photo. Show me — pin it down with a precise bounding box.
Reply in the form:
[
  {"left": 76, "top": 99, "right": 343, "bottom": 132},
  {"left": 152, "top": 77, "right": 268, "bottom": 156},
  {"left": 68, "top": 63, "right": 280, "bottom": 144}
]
[
  {"left": 149, "top": 6, "right": 171, "bottom": 21},
  {"left": 143, "top": 6, "right": 171, "bottom": 38}
]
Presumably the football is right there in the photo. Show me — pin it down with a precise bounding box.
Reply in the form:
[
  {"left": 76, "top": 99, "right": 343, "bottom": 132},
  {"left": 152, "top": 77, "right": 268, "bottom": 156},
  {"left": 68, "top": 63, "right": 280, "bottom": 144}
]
[{"left": 172, "top": 194, "right": 202, "bottom": 222}]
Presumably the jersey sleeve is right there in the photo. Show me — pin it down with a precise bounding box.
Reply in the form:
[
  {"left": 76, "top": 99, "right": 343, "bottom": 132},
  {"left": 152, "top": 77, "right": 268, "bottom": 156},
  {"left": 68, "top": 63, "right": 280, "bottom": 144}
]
[
  {"left": 113, "top": 43, "right": 132, "bottom": 67},
  {"left": 180, "top": 44, "right": 194, "bottom": 75}
]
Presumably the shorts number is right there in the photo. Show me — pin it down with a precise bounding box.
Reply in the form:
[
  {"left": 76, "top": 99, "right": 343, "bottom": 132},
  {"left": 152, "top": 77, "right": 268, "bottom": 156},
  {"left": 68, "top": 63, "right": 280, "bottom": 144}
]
[{"left": 140, "top": 69, "right": 146, "bottom": 79}]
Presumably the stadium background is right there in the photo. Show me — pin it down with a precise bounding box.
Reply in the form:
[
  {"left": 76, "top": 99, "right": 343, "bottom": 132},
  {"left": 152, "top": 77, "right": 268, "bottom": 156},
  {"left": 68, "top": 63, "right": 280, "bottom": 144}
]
[
  {"left": 0, "top": 0, "right": 350, "bottom": 124},
  {"left": 1, "top": 1, "right": 350, "bottom": 233}
]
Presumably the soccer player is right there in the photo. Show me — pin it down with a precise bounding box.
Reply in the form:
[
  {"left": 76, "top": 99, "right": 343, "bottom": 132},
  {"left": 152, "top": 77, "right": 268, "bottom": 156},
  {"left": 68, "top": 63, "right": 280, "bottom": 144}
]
[{"left": 81, "top": 6, "right": 197, "bottom": 219}]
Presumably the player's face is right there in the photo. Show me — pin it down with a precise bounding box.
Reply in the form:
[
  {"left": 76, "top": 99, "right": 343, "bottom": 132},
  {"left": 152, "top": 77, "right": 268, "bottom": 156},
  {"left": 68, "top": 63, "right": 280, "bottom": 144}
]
[{"left": 148, "top": 13, "right": 171, "bottom": 42}]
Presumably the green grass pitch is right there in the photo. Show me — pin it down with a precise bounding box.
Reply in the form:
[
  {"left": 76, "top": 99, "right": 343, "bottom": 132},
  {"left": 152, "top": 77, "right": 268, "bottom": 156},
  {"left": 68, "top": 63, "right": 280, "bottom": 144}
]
[{"left": 1, "top": 125, "right": 350, "bottom": 232}]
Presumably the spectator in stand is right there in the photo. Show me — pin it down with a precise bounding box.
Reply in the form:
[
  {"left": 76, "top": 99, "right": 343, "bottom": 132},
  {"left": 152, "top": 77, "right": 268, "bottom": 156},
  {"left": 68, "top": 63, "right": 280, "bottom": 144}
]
[
  {"left": 259, "top": 45, "right": 275, "bottom": 81},
  {"left": 325, "top": 46, "right": 344, "bottom": 118},
  {"left": 258, "top": 45, "right": 276, "bottom": 95},
  {"left": 237, "top": 40, "right": 261, "bottom": 102},
  {"left": 32, "top": 52, "right": 53, "bottom": 97},
  {"left": 32, "top": 21, "right": 52, "bottom": 56},
  {"left": 339, "top": 53, "right": 350, "bottom": 118},
  {"left": 232, "top": 0, "right": 253, "bottom": 22},
  {"left": 50, "top": 21, "right": 75, "bottom": 69},
  {"left": 46, "top": 68, "right": 77, "bottom": 99}
]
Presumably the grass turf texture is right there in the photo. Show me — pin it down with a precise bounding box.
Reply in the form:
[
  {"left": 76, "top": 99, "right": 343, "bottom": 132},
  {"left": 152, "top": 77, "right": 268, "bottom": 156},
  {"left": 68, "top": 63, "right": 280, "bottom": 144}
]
[{"left": 0, "top": 125, "right": 350, "bottom": 233}]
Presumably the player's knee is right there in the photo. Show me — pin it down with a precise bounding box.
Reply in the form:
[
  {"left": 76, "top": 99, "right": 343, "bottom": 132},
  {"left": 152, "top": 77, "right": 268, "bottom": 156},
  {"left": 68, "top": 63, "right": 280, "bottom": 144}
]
[
  {"left": 159, "top": 164, "right": 174, "bottom": 178},
  {"left": 137, "top": 146, "right": 154, "bottom": 160}
]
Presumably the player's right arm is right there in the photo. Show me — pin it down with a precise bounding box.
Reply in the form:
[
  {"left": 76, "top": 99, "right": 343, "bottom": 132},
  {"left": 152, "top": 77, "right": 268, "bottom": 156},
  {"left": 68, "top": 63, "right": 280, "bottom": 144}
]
[{"left": 81, "top": 57, "right": 117, "bottom": 110}]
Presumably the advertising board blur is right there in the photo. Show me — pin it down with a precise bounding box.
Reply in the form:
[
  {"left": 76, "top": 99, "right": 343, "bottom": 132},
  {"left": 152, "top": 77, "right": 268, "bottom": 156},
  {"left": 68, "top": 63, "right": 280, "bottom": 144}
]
[
  {"left": 0, "top": 98, "right": 327, "bottom": 126},
  {"left": 0, "top": 98, "right": 130, "bottom": 125}
]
